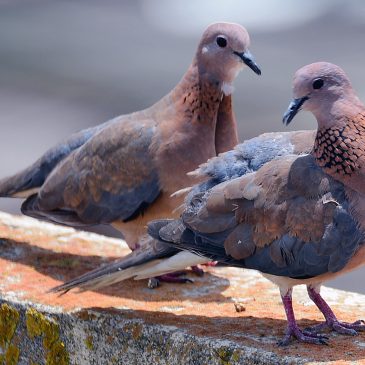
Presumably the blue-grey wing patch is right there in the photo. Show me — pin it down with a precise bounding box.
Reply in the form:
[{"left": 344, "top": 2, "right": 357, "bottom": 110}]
[
  {"left": 152, "top": 153, "right": 364, "bottom": 280},
  {"left": 0, "top": 120, "right": 111, "bottom": 197},
  {"left": 186, "top": 130, "right": 314, "bottom": 202}
]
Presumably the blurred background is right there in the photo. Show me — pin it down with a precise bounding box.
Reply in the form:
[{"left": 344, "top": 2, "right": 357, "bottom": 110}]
[{"left": 0, "top": 0, "right": 365, "bottom": 293}]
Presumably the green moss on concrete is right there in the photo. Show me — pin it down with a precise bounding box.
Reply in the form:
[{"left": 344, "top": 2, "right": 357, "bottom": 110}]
[
  {"left": 25, "top": 308, "right": 69, "bottom": 365},
  {"left": 0, "top": 304, "right": 20, "bottom": 365},
  {"left": 26, "top": 308, "right": 44, "bottom": 339},
  {"left": 84, "top": 335, "right": 94, "bottom": 351},
  {"left": 215, "top": 347, "right": 237, "bottom": 365},
  {"left": 46, "top": 341, "right": 69, "bottom": 365},
  {"left": 41, "top": 319, "right": 59, "bottom": 351},
  {"left": 231, "top": 351, "right": 240, "bottom": 362},
  {"left": 4, "top": 343, "right": 20, "bottom": 365},
  {"left": 0, "top": 304, "right": 20, "bottom": 348}
]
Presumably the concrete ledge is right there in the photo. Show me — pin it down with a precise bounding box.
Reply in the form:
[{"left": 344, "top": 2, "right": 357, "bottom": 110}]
[{"left": 0, "top": 211, "right": 364, "bottom": 364}]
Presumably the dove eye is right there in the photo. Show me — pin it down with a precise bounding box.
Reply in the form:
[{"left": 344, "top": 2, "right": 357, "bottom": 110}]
[
  {"left": 312, "top": 78, "right": 324, "bottom": 90},
  {"left": 216, "top": 36, "right": 227, "bottom": 48}
]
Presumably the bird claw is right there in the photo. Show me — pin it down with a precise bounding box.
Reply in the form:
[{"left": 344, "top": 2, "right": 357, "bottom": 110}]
[
  {"left": 305, "top": 319, "right": 365, "bottom": 336},
  {"left": 278, "top": 326, "right": 329, "bottom": 346},
  {"left": 147, "top": 277, "right": 160, "bottom": 289},
  {"left": 202, "top": 261, "right": 218, "bottom": 267},
  {"left": 191, "top": 265, "right": 204, "bottom": 277},
  {"left": 147, "top": 273, "right": 194, "bottom": 289},
  {"left": 301, "top": 329, "right": 329, "bottom": 340}
]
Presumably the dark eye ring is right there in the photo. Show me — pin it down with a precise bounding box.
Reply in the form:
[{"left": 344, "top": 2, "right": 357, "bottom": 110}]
[
  {"left": 216, "top": 36, "right": 227, "bottom": 48},
  {"left": 312, "top": 78, "right": 324, "bottom": 89}
]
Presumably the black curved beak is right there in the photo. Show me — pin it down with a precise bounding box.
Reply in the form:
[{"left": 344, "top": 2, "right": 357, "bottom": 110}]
[
  {"left": 282, "top": 96, "right": 309, "bottom": 126},
  {"left": 234, "top": 50, "right": 261, "bottom": 75}
]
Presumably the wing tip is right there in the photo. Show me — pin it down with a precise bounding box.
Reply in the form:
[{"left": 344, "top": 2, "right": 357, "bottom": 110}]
[{"left": 147, "top": 219, "right": 174, "bottom": 240}]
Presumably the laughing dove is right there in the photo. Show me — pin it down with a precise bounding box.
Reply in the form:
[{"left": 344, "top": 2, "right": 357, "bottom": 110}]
[
  {"left": 0, "top": 22, "right": 261, "bottom": 284},
  {"left": 149, "top": 62, "right": 365, "bottom": 345}
]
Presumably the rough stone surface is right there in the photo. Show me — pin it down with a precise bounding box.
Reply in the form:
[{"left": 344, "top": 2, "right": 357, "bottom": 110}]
[{"left": 0, "top": 211, "right": 364, "bottom": 364}]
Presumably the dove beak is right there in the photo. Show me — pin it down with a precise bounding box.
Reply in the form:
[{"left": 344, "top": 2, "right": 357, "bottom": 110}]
[
  {"left": 282, "top": 96, "right": 309, "bottom": 126},
  {"left": 234, "top": 50, "right": 261, "bottom": 75}
]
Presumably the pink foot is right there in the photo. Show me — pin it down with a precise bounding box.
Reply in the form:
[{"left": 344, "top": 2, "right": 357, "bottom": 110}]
[
  {"left": 202, "top": 261, "right": 218, "bottom": 267},
  {"left": 279, "top": 326, "right": 328, "bottom": 346},
  {"left": 280, "top": 290, "right": 328, "bottom": 346},
  {"left": 147, "top": 273, "right": 193, "bottom": 289},
  {"left": 158, "top": 273, "right": 193, "bottom": 283},
  {"left": 191, "top": 262, "right": 218, "bottom": 276},
  {"left": 307, "top": 286, "right": 365, "bottom": 336},
  {"left": 306, "top": 319, "right": 365, "bottom": 336},
  {"left": 191, "top": 265, "right": 204, "bottom": 277}
]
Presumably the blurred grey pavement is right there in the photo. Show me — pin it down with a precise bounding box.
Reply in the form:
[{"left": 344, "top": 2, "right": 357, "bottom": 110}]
[{"left": 0, "top": 0, "right": 365, "bottom": 293}]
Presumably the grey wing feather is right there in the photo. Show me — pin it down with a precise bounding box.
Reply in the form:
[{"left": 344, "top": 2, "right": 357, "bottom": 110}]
[
  {"left": 153, "top": 155, "right": 364, "bottom": 280},
  {"left": 153, "top": 207, "right": 363, "bottom": 279},
  {"left": 0, "top": 121, "right": 110, "bottom": 197},
  {"left": 186, "top": 130, "right": 314, "bottom": 202}
]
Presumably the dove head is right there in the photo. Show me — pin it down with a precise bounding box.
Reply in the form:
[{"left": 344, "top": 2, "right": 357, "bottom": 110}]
[
  {"left": 283, "top": 62, "right": 363, "bottom": 128},
  {"left": 196, "top": 22, "right": 261, "bottom": 91}
]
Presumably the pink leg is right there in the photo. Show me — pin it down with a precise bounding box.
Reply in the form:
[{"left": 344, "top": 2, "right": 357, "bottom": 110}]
[
  {"left": 191, "top": 265, "right": 204, "bottom": 276},
  {"left": 279, "top": 289, "right": 328, "bottom": 346},
  {"left": 191, "top": 262, "right": 218, "bottom": 276},
  {"left": 147, "top": 273, "right": 193, "bottom": 289},
  {"left": 306, "top": 286, "right": 365, "bottom": 335},
  {"left": 157, "top": 274, "right": 193, "bottom": 283},
  {"left": 202, "top": 261, "right": 218, "bottom": 267},
  {"left": 147, "top": 264, "right": 213, "bottom": 288}
]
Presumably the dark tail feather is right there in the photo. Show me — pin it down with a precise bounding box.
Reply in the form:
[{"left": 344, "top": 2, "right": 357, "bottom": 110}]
[
  {"left": 50, "top": 238, "right": 177, "bottom": 294},
  {"left": 0, "top": 124, "right": 103, "bottom": 198},
  {"left": 0, "top": 167, "right": 36, "bottom": 197},
  {"left": 147, "top": 219, "right": 175, "bottom": 240},
  {"left": 148, "top": 219, "right": 232, "bottom": 264},
  {"left": 21, "top": 195, "right": 91, "bottom": 227},
  {"left": 21, "top": 194, "right": 40, "bottom": 216}
]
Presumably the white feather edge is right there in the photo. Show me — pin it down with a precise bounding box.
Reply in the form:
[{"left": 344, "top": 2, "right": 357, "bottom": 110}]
[
  {"left": 134, "top": 251, "right": 209, "bottom": 280},
  {"left": 76, "top": 252, "right": 208, "bottom": 291},
  {"left": 170, "top": 186, "right": 192, "bottom": 198},
  {"left": 12, "top": 187, "right": 40, "bottom": 198},
  {"left": 187, "top": 169, "right": 201, "bottom": 177}
]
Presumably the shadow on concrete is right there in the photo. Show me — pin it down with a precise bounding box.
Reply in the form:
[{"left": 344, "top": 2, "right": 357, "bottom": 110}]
[{"left": 0, "top": 237, "right": 231, "bottom": 303}]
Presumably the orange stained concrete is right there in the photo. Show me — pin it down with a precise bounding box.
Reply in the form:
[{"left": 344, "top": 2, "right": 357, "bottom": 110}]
[{"left": 0, "top": 212, "right": 365, "bottom": 363}]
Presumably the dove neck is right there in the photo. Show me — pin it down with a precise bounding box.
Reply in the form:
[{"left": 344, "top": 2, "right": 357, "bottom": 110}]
[
  {"left": 171, "top": 62, "right": 225, "bottom": 125},
  {"left": 311, "top": 92, "right": 364, "bottom": 130},
  {"left": 152, "top": 63, "right": 233, "bottom": 194},
  {"left": 312, "top": 113, "right": 365, "bottom": 193}
]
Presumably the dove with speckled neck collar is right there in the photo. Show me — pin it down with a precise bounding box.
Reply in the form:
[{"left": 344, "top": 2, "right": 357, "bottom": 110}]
[{"left": 150, "top": 63, "right": 365, "bottom": 345}]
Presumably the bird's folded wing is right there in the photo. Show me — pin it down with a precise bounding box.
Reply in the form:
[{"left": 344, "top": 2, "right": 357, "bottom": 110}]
[
  {"left": 157, "top": 154, "right": 364, "bottom": 279},
  {"left": 0, "top": 122, "right": 110, "bottom": 198},
  {"left": 21, "top": 118, "right": 161, "bottom": 225},
  {"left": 185, "top": 130, "right": 316, "bottom": 201}
]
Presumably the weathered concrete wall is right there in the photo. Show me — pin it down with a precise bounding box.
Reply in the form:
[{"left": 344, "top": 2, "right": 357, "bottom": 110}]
[
  {"left": 0, "top": 212, "right": 364, "bottom": 364},
  {"left": 0, "top": 301, "right": 311, "bottom": 365}
]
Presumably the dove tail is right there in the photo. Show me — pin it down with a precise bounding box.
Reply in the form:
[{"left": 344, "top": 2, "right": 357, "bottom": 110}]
[
  {"left": 50, "top": 234, "right": 178, "bottom": 294},
  {"left": 0, "top": 167, "right": 41, "bottom": 198},
  {"left": 148, "top": 219, "right": 230, "bottom": 263},
  {"left": 51, "top": 219, "right": 210, "bottom": 294}
]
